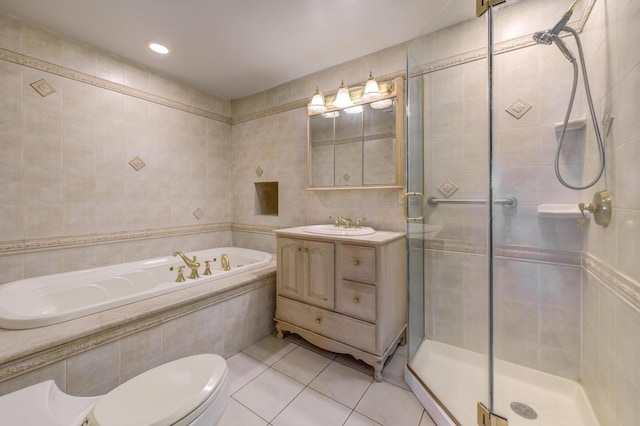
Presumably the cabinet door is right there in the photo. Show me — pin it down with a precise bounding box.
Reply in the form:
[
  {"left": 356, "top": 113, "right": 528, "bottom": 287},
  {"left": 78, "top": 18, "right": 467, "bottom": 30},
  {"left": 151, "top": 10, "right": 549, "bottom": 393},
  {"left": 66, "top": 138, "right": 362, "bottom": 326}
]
[
  {"left": 277, "top": 237, "right": 304, "bottom": 300},
  {"left": 304, "top": 240, "right": 334, "bottom": 309}
]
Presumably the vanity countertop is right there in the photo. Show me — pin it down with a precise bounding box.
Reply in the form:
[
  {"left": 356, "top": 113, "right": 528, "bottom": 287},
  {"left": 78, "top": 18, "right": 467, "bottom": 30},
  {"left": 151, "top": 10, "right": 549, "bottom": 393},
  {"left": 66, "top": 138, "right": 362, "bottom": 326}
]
[{"left": 274, "top": 226, "right": 405, "bottom": 244}]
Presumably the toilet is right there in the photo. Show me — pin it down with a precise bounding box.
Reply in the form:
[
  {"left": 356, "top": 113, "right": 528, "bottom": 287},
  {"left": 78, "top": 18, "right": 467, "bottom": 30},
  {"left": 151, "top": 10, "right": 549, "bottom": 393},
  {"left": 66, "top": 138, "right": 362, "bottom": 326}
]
[{"left": 0, "top": 354, "right": 229, "bottom": 426}]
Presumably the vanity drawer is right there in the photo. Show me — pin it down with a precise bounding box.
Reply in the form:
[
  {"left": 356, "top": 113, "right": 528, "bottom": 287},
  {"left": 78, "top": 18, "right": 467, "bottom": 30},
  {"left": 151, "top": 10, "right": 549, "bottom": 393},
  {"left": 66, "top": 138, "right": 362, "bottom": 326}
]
[
  {"left": 276, "top": 296, "right": 376, "bottom": 352},
  {"left": 341, "top": 245, "right": 376, "bottom": 283},
  {"left": 336, "top": 280, "right": 376, "bottom": 322}
]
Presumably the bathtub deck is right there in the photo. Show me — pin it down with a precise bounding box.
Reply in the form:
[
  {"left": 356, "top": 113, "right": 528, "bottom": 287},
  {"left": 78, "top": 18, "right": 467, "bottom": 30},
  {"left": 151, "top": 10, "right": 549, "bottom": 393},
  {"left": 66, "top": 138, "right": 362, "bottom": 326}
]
[{"left": 0, "top": 260, "right": 276, "bottom": 383}]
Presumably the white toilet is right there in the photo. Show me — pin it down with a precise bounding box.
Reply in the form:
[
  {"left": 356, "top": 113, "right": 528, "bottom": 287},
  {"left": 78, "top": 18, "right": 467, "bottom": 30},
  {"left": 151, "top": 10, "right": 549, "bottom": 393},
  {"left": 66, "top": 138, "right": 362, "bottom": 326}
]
[{"left": 0, "top": 354, "right": 229, "bottom": 426}]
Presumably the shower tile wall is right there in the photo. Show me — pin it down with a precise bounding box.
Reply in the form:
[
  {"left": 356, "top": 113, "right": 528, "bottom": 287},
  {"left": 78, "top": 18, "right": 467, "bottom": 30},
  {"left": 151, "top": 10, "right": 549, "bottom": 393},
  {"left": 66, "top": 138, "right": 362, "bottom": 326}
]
[
  {"left": 0, "top": 12, "right": 233, "bottom": 284},
  {"left": 579, "top": 0, "right": 640, "bottom": 424}
]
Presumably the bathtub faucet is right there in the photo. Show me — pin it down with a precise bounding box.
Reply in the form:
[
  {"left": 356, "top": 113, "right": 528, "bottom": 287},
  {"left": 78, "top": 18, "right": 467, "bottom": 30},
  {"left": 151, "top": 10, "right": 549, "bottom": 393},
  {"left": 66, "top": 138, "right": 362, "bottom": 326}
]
[
  {"left": 221, "top": 254, "right": 231, "bottom": 271},
  {"left": 173, "top": 251, "right": 200, "bottom": 279}
]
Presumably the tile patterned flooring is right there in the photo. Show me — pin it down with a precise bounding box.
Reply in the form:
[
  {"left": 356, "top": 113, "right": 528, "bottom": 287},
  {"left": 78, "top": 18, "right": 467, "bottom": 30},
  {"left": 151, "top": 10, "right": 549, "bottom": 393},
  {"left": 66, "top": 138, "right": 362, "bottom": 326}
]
[{"left": 218, "top": 333, "right": 436, "bottom": 426}]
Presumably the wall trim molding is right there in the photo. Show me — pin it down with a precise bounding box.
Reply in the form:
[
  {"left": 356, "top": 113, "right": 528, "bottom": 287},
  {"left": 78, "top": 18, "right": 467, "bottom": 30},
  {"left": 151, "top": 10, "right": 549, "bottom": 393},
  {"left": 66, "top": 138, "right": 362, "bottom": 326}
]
[
  {"left": 0, "top": 223, "right": 232, "bottom": 256},
  {"left": 583, "top": 253, "right": 640, "bottom": 313},
  {"left": 0, "top": 48, "right": 231, "bottom": 124},
  {"left": 415, "top": 237, "right": 582, "bottom": 266},
  {"left": 409, "top": 0, "right": 596, "bottom": 78}
]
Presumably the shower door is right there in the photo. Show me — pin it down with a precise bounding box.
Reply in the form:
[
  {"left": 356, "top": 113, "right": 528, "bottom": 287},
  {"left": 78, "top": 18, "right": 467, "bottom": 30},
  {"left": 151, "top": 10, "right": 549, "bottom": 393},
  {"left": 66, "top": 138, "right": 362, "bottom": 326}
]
[
  {"left": 406, "top": 1, "right": 600, "bottom": 425},
  {"left": 405, "top": 5, "right": 492, "bottom": 425}
]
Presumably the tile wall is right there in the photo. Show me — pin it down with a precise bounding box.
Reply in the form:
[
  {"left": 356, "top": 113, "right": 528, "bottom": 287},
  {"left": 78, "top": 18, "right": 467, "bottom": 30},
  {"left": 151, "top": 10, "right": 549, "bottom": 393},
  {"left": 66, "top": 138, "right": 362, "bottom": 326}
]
[
  {"left": 0, "top": 282, "right": 275, "bottom": 397},
  {"left": 579, "top": 0, "right": 640, "bottom": 423},
  {"left": 0, "top": 12, "right": 233, "bottom": 284}
]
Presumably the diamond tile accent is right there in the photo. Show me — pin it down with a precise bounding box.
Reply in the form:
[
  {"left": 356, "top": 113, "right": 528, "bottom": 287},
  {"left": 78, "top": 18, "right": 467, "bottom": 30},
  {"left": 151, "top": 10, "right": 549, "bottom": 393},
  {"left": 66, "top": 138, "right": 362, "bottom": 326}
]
[
  {"left": 255, "top": 166, "right": 264, "bottom": 177},
  {"left": 437, "top": 179, "right": 459, "bottom": 198},
  {"left": 505, "top": 98, "right": 532, "bottom": 119},
  {"left": 192, "top": 208, "right": 204, "bottom": 220},
  {"left": 30, "top": 79, "right": 56, "bottom": 97},
  {"left": 128, "top": 156, "right": 146, "bottom": 171},
  {"left": 343, "top": 173, "right": 351, "bottom": 182}
]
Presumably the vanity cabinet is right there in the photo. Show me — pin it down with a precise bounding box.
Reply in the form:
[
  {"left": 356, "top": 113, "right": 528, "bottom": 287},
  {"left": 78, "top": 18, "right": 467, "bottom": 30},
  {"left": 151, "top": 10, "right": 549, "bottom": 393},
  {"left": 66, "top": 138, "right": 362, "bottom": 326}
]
[{"left": 274, "top": 227, "right": 406, "bottom": 381}]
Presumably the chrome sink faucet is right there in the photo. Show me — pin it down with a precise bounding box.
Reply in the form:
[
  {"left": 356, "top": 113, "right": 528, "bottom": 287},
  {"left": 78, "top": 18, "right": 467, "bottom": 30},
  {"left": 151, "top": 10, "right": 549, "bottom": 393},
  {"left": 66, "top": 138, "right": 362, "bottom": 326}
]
[{"left": 173, "top": 251, "right": 200, "bottom": 279}]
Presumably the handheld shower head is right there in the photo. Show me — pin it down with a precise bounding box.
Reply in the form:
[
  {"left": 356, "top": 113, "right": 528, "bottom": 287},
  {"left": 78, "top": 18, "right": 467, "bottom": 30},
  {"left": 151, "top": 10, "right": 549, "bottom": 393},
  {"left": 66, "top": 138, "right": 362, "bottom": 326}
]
[
  {"left": 551, "top": 35, "right": 576, "bottom": 62},
  {"left": 533, "top": 0, "right": 583, "bottom": 44}
]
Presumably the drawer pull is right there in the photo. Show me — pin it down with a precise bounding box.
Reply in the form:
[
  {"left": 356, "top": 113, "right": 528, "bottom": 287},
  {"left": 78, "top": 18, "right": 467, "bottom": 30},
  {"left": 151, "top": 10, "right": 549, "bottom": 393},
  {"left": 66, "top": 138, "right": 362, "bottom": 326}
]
[
  {"left": 353, "top": 297, "right": 359, "bottom": 304},
  {"left": 353, "top": 259, "right": 360, "bottom": 266},
  {"left": 315, "top": 318, "right": 321, "bottom": 323},
  {"left": 295, "top": 247, "right": 309, "bottom": 252}
]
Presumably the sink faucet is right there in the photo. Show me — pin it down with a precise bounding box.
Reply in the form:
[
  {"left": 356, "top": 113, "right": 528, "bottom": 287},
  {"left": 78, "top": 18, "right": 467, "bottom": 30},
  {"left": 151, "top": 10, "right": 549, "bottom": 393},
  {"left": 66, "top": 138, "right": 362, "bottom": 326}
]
[
  {"left": 338, "top": 215, "right": 352, "bottom": 228},
  {"left": 173, "top": 251, "right": 200, "bottom": 279}
]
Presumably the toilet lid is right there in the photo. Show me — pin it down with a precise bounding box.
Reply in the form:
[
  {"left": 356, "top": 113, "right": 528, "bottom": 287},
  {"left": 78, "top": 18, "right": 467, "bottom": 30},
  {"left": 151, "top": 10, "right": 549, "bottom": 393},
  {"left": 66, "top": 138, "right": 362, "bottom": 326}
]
[{"left": 89, "top": 354, "right": 227, "bottom": 426}]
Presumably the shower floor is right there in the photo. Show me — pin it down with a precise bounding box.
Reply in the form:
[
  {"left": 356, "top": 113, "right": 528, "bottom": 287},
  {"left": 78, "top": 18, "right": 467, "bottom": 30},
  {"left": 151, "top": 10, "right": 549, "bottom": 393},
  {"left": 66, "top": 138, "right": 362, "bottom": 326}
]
[{"left": 410, "top": 340, "right": 600, "bottom": 426}]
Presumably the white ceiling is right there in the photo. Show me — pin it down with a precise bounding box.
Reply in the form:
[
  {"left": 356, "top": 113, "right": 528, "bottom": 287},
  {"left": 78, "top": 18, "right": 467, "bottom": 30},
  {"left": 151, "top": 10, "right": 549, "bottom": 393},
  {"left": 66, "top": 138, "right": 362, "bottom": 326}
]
[{"left": 0, "top": 0, "right": 475, "bottom": 100}]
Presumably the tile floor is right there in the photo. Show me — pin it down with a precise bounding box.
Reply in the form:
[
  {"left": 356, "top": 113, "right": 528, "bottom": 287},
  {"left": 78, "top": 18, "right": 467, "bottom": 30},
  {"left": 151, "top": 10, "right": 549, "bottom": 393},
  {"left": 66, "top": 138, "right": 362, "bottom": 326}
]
[{"left": 217, "top": 333, "right": 436, "bottom": 426}]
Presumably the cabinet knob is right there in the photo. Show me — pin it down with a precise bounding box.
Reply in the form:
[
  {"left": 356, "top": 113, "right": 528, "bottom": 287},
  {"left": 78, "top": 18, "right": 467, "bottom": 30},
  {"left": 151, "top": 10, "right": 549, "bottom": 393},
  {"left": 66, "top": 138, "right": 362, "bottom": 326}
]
[
  {"left": 353, "top": 259, "right": 360, "bottom": 266},
  {"left": 315, "top": 318, "right": 321, "bottom": 324},
  {"left": 353, "top": 297, "right": 359, "bottom": 304}
]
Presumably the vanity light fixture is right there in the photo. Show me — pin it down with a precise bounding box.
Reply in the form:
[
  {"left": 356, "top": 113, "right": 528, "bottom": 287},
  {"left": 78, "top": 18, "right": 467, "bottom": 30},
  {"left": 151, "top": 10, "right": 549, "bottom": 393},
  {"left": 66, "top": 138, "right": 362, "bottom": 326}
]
[
  {"left": 345, "top": 105, "right": 363, "bottom": 114},
  {"left": 362, "top": 71, "right": 382, "bottom": 102},
  {"left": 146, "top": 40, "right": 170, "bottom": 55},
  {"left": 308, "top": 73, "right": 394, "bottom": 116},
  {"left": 308, "top": 87, "right": 327, "bottom": 114},
  {"left": 370, "top": 98, "right": 393, "bottom": 110},
  {"left": 332, "top": 80, "right": 354, "bottom": 108}
]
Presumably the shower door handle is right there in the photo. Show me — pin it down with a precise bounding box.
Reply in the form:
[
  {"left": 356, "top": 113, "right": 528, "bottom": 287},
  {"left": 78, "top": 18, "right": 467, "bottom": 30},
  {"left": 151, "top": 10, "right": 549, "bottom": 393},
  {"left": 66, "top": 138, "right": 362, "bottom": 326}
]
[{"left": 403, "top": 192, "right": 424, "bottom": 222}]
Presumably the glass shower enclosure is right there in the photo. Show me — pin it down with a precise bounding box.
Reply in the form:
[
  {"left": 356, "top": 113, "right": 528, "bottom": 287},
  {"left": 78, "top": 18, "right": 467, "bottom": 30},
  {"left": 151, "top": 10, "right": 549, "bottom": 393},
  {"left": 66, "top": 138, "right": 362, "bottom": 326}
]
[{"left": 405, "top": 1, "right": 601, "bottom": 425}]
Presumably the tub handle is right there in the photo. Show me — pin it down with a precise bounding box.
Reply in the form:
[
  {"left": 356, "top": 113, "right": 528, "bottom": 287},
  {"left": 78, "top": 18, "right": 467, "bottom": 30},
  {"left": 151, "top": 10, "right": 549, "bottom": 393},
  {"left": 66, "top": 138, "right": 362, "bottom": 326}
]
[{"left": 169, "top": 265, "right": 186, "bottom": 282}]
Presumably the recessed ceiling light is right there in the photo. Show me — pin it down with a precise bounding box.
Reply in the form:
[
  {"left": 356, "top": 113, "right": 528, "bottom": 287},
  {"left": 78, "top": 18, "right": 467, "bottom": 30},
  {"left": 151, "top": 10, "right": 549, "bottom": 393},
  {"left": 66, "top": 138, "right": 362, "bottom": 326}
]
[{"left": 146, "top": 40, "right": 170, "bottom": 55}]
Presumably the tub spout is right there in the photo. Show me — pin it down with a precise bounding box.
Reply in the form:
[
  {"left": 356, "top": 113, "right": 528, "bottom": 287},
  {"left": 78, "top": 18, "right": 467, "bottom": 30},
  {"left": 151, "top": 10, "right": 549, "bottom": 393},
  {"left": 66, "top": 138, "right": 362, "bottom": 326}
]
[
  {"left": 173, "top": 251, "right": 200, "bottom": 279},
  {"left": 221, "top": 254, "right": 231, "bottom": 271}
]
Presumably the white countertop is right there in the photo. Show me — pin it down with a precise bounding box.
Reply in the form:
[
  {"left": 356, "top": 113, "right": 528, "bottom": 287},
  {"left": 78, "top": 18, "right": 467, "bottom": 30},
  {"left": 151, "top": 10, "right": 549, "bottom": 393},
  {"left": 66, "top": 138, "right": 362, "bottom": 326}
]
[{"left": 274, "top": 226, "right": 405, "bottom": 244}]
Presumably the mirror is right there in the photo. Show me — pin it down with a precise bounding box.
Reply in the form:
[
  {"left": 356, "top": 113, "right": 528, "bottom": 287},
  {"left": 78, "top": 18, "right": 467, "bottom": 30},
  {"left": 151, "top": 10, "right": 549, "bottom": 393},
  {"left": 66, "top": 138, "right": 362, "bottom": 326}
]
[{"left": 308, "top": 76, "right": 404, "bottom": 189}]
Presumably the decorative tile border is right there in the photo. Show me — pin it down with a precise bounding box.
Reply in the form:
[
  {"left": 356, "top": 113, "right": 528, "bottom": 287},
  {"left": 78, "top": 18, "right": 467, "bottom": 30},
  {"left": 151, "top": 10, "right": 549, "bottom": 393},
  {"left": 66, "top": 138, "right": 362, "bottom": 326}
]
[
  {"left": 583, "top": 253, "right": 640, "bottom": 313},
  {"left": 0, "top": 223, "right": 231, "bottom": 256},
  {"left": 0, "top": 274, "right": 275, "bottom": 383},
  {"left": 0, "top": 48, "right": 231, "bottom": 125},
  {"left": 415, "top": 237, "right": 582, "bottom": 266},
  {"left": 408, "top": 0, "right": 596, "bottom": 78}
]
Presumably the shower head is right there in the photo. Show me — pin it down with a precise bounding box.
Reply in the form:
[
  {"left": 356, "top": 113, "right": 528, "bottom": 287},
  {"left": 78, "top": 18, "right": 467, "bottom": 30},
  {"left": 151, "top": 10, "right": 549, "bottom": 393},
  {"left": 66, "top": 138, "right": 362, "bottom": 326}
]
[
  {"left": 533, "top": 0, "right": 583, "bottom": 44},
  {"left": 532, "top": 0, "right": 581, "bottom": 60}
]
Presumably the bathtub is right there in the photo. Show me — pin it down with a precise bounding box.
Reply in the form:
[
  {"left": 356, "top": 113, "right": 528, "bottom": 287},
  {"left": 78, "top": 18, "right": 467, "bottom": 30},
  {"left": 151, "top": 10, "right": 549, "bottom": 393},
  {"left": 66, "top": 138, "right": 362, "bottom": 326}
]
[{"left": 0, "top": 247, "right": 272, "bottom": 330}]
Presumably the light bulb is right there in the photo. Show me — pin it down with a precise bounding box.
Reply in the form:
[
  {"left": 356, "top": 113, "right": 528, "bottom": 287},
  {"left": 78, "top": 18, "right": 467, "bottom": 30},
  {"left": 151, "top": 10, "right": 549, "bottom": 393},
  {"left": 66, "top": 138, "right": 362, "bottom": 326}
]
[
  {"left": 308, "top": 87, "right": 327, "bottom": 114},
  {"left": 362, "top": 71, "right": 382, "bottom": 102},
  {"left": 332, "top": 80, "right": 353, "bottom": 108}
]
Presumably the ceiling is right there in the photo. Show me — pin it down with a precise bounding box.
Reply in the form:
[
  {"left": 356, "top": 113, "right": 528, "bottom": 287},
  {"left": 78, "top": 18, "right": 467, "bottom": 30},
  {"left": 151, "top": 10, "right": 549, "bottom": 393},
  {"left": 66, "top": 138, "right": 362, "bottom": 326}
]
[{"left": 0, "top": 0, "right": 475, "bottom": 100}]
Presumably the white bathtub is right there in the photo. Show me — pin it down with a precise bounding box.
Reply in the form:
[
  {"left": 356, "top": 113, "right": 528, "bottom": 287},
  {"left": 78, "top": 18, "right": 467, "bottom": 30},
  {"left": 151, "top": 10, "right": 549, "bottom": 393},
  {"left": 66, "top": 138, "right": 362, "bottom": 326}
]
[{"left": 0, "top": 247, "right": 272, "bottom": 330}]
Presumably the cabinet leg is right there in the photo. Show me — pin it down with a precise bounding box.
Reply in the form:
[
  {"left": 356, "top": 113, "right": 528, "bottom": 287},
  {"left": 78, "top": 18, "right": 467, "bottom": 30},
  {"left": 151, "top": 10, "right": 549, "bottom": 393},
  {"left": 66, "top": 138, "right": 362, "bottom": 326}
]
[
  {"left": 373, "top": 361, "right": 384, "bottom": 382},
  {"left": 400, "top": 329, "right": 407, "bottom": 346},
  {"left": 275, "top": 323, "right": 284, "bottom": 339}
]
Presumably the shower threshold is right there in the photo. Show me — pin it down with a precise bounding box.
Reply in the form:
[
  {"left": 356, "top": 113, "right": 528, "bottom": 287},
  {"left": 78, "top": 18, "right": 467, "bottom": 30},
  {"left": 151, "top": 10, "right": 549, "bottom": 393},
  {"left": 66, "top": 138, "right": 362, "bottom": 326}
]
[{"left": 407, "top": 340, "right": 600, "bottom": 426}]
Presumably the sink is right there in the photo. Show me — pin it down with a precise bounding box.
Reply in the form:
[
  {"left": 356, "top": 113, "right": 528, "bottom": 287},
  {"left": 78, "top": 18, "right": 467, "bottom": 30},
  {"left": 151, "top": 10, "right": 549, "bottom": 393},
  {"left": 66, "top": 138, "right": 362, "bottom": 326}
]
[{"left": 303, "top": 224, "right": 376, "bottom": 236}]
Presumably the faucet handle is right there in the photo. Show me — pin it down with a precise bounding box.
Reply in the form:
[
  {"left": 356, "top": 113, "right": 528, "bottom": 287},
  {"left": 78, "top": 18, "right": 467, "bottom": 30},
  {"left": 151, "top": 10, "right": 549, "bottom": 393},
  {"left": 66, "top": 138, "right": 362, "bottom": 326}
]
[
  {"left": 355, "top": 217, "right": 366, "bottom": 229},
  {"left": 329, "top": 216, "right": 340, "bottom": 227},
  {"left": 169, "top": 265, "right": 186, "bottom": 282}
]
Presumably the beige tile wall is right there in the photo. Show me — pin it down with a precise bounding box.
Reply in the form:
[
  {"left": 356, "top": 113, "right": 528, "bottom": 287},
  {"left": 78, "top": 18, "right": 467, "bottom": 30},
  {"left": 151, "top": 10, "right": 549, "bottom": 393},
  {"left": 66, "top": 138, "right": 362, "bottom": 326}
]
[
  {"left": 579, "top": 0, "right": 640, "bottom": 424},
  {"left": 0, "top": 12, "right": 233, "bottom": 283}
]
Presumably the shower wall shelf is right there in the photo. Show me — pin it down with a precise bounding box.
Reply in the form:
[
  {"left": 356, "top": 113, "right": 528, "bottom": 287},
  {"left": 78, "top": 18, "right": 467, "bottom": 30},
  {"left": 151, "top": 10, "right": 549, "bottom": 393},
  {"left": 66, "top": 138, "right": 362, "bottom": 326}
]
[
  {"left": 554, "top": 116, "right": 587, "bottom": 131},
  {"left": 537, "top": 204, "right": 587, "bottom": 218}
]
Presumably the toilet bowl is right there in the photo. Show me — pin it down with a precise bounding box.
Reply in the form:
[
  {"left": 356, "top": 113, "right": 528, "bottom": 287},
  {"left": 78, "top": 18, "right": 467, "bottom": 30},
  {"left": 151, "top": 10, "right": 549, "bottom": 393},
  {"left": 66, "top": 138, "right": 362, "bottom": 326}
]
[{"left": 0, "top": 353, "right": 229, "bottom": 426}]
